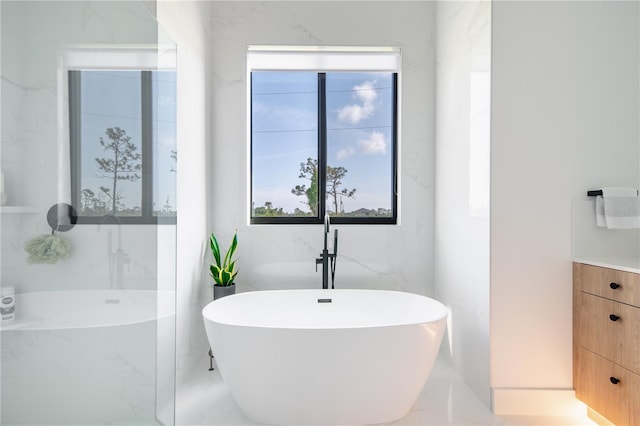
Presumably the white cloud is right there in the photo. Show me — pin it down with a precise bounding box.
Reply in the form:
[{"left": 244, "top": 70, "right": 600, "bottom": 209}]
[
  {"left": 358, "top": 131, "right": 386, "bottom": 154},
  {"left": 334, "top": 132, "right": 386, "bottom": 163},
  {"left": 336, "top": 146, "right": 356, "bottom": 160},
  {"left": 354, "top": 80, "right": 378, "bottom": 103},
  {"left": 338, "top": 103, "right": 374, "bottom": 124},
  {"left": 337, "top": 80, "right": 378, "bottom": 124}
]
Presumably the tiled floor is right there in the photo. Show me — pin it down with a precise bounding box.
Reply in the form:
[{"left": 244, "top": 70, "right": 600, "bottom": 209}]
[{"left": 176, "top": 357, "right": 596, "bottom": 426}]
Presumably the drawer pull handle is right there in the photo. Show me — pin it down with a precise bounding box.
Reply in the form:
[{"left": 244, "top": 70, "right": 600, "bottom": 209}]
[
  {"left": 610, "top": 282, "right": 621, "bottom": 289},
  {"left": 609, "top": 314, "right": 620, "bottom": 321},
  {"left": 610, "top": 377, "right": 620, "bottom": 385}
]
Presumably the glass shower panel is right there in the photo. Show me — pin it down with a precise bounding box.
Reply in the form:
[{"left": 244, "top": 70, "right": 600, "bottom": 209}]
[{"left": 0, "top": 1, "right": 176, "bottom": 424}]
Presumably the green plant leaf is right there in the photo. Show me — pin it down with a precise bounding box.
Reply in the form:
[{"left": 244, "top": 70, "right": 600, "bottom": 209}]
[
  {"left": 210, "top": 264, "right": 222, "bottom": 285},
  {"left": 210, "top": 233, "right": 221, "bottom": 267},
  {"left": 222, "top": 231, "right": 238, "bottom": 269},
  {"left": 221, "top": 269, "right": 232, "bottom": 284}
]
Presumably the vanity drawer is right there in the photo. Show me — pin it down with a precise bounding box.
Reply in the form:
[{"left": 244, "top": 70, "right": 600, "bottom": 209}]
[
  {"left": 576, "top": 348, "right": 638, "bottom": 426},
  {"left": 577, "top": 292, "right": 640, "bottom": 374},
  {"left": 574, "top": 263, "right": 640, "bottom": 306}
]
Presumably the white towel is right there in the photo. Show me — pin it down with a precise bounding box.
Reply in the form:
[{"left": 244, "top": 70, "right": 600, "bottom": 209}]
[
  {"left": 595, "top": 195, "right": 606, "bottom": 227},
  {"left": 596, "top": 187, "right": 640, "bottom": 229}
]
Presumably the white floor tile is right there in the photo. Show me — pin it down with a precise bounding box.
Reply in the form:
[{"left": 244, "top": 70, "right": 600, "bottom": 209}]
[{"left": 175, "top": 356, "right": 596, "bottom": 426}]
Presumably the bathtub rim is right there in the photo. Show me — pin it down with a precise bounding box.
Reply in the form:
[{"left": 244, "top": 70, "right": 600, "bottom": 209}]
[{"left": 202, "top": 288, "right": 447, "bottom": 330}]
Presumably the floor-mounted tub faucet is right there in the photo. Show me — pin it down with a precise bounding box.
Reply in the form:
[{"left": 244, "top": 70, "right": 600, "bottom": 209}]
[{"left": 316, "top": 214, "right": 338, "bottom": 289}]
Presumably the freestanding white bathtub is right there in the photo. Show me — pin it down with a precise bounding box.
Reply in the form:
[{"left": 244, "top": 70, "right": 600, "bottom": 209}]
[{"left": 202, "top": 289, "right": 447, "bottom": 425}]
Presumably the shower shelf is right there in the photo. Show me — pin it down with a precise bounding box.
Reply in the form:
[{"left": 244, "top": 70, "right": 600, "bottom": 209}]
[{"left": 0, "top": 206, "right": 38, "bottom": 214}]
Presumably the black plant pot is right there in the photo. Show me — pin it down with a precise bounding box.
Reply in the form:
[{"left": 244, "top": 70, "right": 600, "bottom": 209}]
[{"left": 213, "top": 283, "right": 236, "bottom": 300}]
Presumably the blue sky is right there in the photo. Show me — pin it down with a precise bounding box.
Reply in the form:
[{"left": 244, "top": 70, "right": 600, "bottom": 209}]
[
  {"left": 80, "top": 71, "right": 176, "bottom": 213},
  {"left": 252, "top": 71, "right": 394, "bottom": 214}
]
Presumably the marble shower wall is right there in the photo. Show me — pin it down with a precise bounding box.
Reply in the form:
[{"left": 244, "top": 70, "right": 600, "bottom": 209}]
[{"left": 209, "top": 1, "right": 437, "bottom": 296}]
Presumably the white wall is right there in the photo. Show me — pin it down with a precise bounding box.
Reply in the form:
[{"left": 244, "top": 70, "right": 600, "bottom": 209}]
[
  {"left": 491, "top": 0, "right": 639, "bottom": 414},
  {"left": 435, "top": 0, "right": 491, "bottom": 407},
  {"left": 209, "top": 1, "right": 436, "bottom": 298},
  {"left": 156, "top": 0, "right": 213, "bottom": 389}
]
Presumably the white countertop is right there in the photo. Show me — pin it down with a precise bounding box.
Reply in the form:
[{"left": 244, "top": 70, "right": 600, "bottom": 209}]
[{"left": 573, "top": 257, "right": 640, "bottom": 274}]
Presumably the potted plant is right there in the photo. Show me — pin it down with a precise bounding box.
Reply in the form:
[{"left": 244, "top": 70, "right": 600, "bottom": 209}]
[{"left": 209, "top": 230, "right": 238, "bottom": 300}]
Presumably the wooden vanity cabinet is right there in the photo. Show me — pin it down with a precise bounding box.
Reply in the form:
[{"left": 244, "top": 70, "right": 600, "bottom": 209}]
[{"left": 573, "top": 262, "right": 640, "bottom": 425}]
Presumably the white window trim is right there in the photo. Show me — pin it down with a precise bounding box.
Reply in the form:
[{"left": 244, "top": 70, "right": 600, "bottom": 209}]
[
  {"left": 61, "top": 44, "right": 176, "bottom": 71},
  {"left": 247, "top": 45, "right": 401, "bottom": 72}
]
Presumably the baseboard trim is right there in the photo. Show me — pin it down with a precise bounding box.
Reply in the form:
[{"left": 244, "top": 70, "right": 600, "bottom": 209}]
[
  {"left": 587, "top": 407, "right": 614, "bottom": 426},
  {"left": 492, "top": 388, "right": 584, "bottom": 416}
]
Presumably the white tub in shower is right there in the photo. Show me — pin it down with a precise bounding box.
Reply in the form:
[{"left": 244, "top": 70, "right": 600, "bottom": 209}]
[
  {"left": 202, "top": 289, "right": 447, "bottom": 425},
  {"left": 1, "top": 290, "right": 175, "bottom": 425}
]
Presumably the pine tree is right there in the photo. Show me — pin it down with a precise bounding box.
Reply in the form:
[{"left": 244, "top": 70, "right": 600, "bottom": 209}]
[{"left": 95, "top": 127, "right": 141, "bottom": 214}]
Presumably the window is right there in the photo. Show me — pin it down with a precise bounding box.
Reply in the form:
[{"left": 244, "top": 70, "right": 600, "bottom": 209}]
[
  {"left": 249, "top": 47, "right": 400, "bottom": 225},
  {"left": 68, "top": 69, "right": 176, "bottom": 224}
]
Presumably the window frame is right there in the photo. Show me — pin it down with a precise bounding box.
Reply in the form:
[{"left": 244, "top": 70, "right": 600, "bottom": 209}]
[
  {"left": 248, "top": 47, "right": 400, "bottom": 226},
  {"left": 68, "top": 69, "right": 176, "bottom": 225}
]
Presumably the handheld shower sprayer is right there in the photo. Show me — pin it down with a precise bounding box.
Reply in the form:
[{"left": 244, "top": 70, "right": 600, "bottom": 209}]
[
  {"left": 330, "top": 227, "right": 338, "bottom": 288},
  {"left": 316, "top": 213, "right": 339, "bottom": 289}
]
